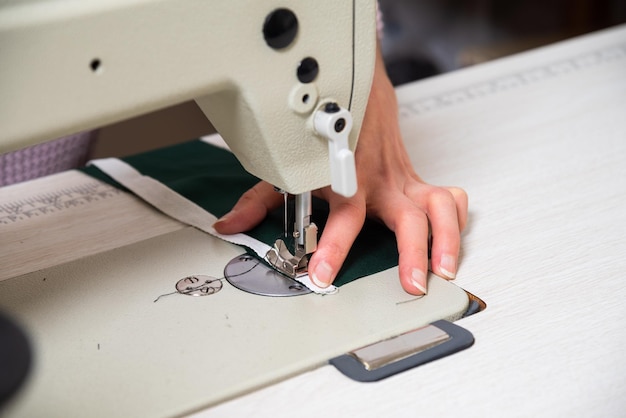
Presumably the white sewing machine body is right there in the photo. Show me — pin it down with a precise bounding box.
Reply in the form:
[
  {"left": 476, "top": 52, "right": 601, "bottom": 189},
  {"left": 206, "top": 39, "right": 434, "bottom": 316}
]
[
  {"left": 0, "top": 2, "right": 477, "bottom": 416},
  {"left": 0, "top": 0, "right": 376, "bottom": 194},
  {"left": 1, "top": 0, "right": 380, "bottom": 286}
]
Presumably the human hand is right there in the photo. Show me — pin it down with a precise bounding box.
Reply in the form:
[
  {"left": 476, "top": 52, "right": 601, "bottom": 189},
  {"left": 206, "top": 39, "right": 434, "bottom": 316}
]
[{"left": 214, "top": 47, "right": 468, "bottom": 295}]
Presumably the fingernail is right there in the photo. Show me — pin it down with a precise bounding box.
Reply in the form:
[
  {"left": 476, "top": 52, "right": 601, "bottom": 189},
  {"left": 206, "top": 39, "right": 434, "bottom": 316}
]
[
  {"left": 311, "top": 261, "right": 333, "bottom": 288},
  {"left": 214, "top": 211, "right": 233, "bottom": 224},
  {"left": 439, "top": 254, "right": 456, "bottom": 279},
  {"left": 411, "top": 269, "right": 428, "bottom": 295}
]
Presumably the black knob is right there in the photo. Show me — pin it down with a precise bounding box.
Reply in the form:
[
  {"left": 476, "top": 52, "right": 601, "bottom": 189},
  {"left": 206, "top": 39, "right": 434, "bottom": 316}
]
[
  {"left": 263, "top": 8, "right": 298, "bottom": 50},
  {"left": 324, "top": 102, "right": 340, "bottom": 113},
  {"left": 297, "top": 57, "right": 319, "bottom": 83}
]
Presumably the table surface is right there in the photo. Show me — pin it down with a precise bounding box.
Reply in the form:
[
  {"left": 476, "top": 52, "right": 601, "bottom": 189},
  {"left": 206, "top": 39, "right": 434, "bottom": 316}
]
[
  {"left": 202, "top": 24, "right": 626, "bottom": 417},
  {"left": 2, "top": 24, "right": 626, "bottom": 418}
]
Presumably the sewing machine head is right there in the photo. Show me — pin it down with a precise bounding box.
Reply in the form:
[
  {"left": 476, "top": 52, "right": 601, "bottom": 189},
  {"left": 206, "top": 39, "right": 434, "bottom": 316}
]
[
  {"left": 0, "top": 0, "right": 376, "bottom": 195},
  {"left": 0, "top": 0, "right": 377, "bottom": 273}
]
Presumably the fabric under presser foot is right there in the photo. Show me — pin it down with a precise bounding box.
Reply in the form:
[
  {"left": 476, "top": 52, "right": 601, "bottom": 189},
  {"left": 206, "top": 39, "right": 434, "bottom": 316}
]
[
  {"left": 82, "top": 139, "right": 400, "bottom": 289},
  {"left": 87, "top": 157, "right": 336, "bottom": 295}
]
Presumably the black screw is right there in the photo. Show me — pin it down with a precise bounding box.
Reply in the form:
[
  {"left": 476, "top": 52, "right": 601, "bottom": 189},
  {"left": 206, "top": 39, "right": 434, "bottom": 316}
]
[
  {"left": 90, "top": 58, "right": 102, "bottom": 73},
  {"left": 334, "top": 118, "right": 346, "bottom": 133}
]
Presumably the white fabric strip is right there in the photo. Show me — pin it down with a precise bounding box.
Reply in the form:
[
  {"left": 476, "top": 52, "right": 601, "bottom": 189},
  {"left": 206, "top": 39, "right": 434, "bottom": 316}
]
[{"left": 88, "top": 158, "right": 337, "bottom": 295}]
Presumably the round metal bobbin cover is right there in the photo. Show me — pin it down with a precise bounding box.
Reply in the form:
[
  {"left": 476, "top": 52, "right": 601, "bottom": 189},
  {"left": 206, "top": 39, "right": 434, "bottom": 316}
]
[{"left": 224, "top": 254, "right": 312, "bottom": 297}]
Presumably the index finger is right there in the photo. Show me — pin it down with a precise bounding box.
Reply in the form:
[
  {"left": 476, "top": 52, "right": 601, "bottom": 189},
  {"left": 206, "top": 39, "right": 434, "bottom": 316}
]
[{"left": 308, "top": 192, "right": 366, "bottom": 289}]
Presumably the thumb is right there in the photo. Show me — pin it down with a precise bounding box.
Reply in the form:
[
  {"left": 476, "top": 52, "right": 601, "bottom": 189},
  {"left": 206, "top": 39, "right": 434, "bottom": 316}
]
[{"left": 213, "top": 181, "right": 282, "bottom": 234}]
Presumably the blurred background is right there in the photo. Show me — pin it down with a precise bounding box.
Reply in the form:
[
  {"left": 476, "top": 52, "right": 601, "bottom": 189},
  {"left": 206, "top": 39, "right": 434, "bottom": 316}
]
[{"left": 378, "top": 0, "right": 626, "bottom": 85}]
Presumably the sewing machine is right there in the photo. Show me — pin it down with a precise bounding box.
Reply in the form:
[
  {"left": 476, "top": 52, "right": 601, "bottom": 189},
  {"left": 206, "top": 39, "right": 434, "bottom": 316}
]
[
  {"left": 0, "top": 0, "right": 379, "bottom": 274},
  {"left": 3, "top": 14, "right": 624, "bottom": 414},
  {"left": 0, "top": 1, "right": 478, "bottom": 416}
]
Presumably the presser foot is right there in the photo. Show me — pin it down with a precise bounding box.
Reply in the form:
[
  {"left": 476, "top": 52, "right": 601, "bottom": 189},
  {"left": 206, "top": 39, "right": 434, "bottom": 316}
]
[
  {"left": 265, "top": 190, "right": 318, "bottom": 278},
  {"left": 265, "top": 239, "right": 309, "bottom": 278}
]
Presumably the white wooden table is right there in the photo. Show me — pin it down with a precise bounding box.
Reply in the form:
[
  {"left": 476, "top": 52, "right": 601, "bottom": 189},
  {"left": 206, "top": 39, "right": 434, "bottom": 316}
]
[
  {"left": 2, "top": 25, "right": 625, "bottom": 418},
  {"left": 201, "top": 25, "right": 626, "bottom": 417}
]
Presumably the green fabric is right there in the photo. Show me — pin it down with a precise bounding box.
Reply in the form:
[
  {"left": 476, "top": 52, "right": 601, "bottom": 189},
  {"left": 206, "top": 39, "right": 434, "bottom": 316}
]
[{"left": 83, "top": 140, "right": 398, "bottom": 287}]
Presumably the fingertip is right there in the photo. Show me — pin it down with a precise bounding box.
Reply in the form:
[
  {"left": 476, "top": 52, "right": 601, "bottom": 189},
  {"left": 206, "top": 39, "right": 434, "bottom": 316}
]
[
  {"left": 436, "top": 253, "right": 457, "bottom": 280},
  {"left": 212, "top": 210, "right": 237, "bottom": 234},
  {"left": 401, "top": 268, "right": 428, "bottom": 295},
  {"left": 308, "top": 193, "right": 365, "bottom": 289},
  {"left": 410, "top": 280, "right": 428, "bottom": 295},
  {"left": 309, "top": 259, "right": 335, "bottom": 289},
  {"left": 212, "top": 221, "right": 225, "bottom": 233},
  {"left": 213, "top": 182, "right": 283, "bottom": 234}
]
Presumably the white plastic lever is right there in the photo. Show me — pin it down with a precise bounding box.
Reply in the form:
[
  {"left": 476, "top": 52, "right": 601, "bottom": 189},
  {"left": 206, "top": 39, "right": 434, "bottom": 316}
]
[{"left": 313, "top": 103, "right": 357, "bottom": 197}]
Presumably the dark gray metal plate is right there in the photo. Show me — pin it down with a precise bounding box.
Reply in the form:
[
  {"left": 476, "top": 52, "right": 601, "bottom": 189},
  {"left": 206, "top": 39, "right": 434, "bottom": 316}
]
[{"left": 224, "top": 254, "right": 312, "bottom": 297}]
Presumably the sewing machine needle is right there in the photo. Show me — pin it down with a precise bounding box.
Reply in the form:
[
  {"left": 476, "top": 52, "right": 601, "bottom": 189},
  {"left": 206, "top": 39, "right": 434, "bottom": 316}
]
[{"left": 283, "top": 192, "right": 288, "bottom": 238}]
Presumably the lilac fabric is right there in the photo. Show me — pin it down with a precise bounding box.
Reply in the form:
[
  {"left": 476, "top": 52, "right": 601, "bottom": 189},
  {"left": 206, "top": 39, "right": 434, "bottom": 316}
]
[{"left": 0, "top": 131, "right": 97, "bottom": 186}]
